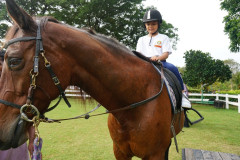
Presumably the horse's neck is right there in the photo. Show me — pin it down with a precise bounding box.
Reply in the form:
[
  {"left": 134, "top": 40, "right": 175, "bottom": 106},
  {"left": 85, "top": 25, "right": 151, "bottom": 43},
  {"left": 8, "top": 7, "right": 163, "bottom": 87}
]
[
  {"left": 71, "top": 44, "right": 145, "bottom": 109},
  {"left": 51, "top": 24, "right": 155, "bottom": 111}
]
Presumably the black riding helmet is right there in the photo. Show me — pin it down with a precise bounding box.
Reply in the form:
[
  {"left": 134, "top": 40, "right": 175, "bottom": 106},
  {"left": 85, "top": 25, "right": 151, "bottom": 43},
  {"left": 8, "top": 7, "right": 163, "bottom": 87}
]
[{"left": 143, "top": 9, "right": 162, "bottom": 28}]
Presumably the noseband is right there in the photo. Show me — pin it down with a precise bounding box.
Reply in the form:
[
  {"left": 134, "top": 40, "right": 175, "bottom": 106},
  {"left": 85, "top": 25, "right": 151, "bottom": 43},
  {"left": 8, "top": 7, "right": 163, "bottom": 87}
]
[{"left": 0, "top": 23, "right": 71, "bottom": 122}]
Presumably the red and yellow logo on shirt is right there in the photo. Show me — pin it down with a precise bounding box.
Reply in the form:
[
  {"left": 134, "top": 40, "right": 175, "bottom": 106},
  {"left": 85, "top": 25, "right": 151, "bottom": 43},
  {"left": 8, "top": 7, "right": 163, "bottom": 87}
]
[{"left": 154, "top": 41, "right": 162, "bottom": 48}]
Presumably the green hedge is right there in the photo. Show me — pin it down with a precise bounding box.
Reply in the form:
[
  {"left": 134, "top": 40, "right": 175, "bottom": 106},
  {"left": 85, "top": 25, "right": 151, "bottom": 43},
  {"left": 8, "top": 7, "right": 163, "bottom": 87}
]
[
  {"left": 216, "top": 90, "right": 240, "bottom": 95},
  {"left": 188, "top": 88, "right": 201, "bottom": 93},
  {"left": 188, "top": 90, "right": 240, "bottom": 102},
  {"left": 188, "top": 89, "right": 240, "bottom": 95},
  {"left": 216, "top": 90, "right": 240, "bottom": 102}
]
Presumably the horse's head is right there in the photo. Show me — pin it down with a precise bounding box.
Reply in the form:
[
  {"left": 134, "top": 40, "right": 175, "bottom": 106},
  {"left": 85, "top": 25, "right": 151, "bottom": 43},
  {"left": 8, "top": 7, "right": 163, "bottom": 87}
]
[{"left": 0, "top": 0, "right": 72, "bottom": 149}]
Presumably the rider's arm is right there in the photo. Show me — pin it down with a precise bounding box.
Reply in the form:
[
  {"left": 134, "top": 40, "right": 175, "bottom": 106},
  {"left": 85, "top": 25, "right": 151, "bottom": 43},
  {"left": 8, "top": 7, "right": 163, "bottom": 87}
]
[{"left": 150, "top": 52, "right": 169, "bottom": 61}]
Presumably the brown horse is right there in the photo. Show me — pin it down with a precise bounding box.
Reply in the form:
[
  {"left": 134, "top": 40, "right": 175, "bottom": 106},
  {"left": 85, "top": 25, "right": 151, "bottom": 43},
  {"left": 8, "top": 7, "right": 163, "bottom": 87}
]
[{"left": 0, "top": 0, "right": 184, "bottom": 159}]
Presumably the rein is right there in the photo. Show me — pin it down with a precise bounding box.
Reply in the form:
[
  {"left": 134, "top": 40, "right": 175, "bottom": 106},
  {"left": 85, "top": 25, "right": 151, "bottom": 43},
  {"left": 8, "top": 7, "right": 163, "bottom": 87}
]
[{"left": 42, "top": 64, "right": 165, "bottom": 123}]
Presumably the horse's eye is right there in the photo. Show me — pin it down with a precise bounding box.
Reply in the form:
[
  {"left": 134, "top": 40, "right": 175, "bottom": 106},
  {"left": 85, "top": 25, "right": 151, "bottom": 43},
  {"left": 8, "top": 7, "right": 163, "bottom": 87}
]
[{"left": 7, "top": 57, "right": 24, "bottom": 71}]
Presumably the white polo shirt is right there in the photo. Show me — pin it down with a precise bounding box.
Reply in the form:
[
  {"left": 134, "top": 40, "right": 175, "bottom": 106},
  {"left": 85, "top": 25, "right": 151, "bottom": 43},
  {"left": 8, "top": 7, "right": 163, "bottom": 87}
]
[{"left": 136, "top": 33, "right": 172, "bottom": 57}]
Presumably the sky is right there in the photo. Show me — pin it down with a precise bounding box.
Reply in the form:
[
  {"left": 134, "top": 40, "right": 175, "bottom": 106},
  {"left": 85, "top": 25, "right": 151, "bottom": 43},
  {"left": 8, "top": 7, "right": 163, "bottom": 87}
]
[{"left": 143, "top": 0, "right": 240, "bottom": 67}]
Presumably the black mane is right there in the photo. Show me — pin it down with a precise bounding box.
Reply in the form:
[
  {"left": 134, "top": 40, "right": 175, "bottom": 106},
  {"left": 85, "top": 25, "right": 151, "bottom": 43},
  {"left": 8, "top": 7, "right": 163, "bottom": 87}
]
[{"left": 38, "top": 17, "right": 134, "bottom": 56}]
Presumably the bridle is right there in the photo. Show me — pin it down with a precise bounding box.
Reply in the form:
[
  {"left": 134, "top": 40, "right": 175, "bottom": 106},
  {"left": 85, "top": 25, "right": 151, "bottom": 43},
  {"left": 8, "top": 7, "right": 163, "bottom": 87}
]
[
  {"left": 0, "top": 22, "right": 165, "bottom": 124},
  {"left": 0, "top": 23, "right": 71, "bottom": 122}
]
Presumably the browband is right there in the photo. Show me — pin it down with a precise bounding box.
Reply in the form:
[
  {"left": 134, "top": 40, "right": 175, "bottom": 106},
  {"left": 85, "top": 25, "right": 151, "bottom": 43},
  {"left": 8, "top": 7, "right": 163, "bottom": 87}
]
[{"left": 4, "top": 37, "right": 36, "bottom": 48}]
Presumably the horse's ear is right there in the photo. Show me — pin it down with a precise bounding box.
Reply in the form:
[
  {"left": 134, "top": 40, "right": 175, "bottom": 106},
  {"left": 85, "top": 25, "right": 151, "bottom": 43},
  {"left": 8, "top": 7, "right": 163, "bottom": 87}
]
[{"left": 6, "top": 0, "right": 36, "bottom": 30}]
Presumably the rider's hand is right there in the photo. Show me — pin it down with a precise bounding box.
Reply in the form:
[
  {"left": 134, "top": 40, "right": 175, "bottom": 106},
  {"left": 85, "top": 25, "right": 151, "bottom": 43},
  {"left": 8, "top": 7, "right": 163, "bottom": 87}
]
[{"left": 150, "top": 56, "right": 159, "bottom": 61}]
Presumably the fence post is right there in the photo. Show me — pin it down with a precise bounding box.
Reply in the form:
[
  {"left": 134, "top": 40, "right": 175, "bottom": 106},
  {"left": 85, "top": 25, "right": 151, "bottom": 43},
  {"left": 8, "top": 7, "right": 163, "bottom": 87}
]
[
  {"left": 238, "top": 94, "right": 240, "bottom": 113},
  {"left": 225, "top": 94, "right": 229, "bottom": 109},
  {"left": 216, "top": 93, "right": 219, "bottom": 100}
]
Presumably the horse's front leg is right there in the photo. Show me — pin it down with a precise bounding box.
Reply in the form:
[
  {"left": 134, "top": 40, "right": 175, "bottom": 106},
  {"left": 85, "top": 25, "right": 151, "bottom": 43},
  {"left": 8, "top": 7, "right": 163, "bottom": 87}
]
[
  {"left": 142, "top": 140, "right": 171, "bottom": 160},
  {"left": 113, "top": 143, "right": 132, "bottom": 160},
  {"left": 142, "top": 151, "right": 166, "bottom": 160}
]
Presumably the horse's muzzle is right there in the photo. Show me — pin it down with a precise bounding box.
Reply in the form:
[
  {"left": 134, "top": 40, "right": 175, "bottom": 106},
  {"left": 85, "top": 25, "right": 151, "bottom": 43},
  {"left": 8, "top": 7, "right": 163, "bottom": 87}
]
[{"left": 0, "top": 115, "right": 28, "bottom": 150}]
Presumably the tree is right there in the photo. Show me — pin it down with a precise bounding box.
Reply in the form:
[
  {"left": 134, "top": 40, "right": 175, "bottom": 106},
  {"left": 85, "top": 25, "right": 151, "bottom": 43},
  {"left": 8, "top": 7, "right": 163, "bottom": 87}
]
[
  {"left": 224, "top": 59, "right": 240, "bottom": 74},
  {"left": 178, "top": 66, "right": 186, "bottom": 75},
  {"left": 0, "top": 1, "right": 8, "bottom": 39},
  {"left": 208, "top": 59, "right": 240, "bottom": 91},
  {"left": 220, "top": 0, "right": 240, "bottom": 52},
  {"left": 232, "top": 72, "right": 240, "bottom": 89},
  {"left": 0, "top": 0, "right": 179, "bottom": 49},
  {"left": 0, "top": 23, "right": 8, "bottom": 39},
  {"left": 223, "top": 59, "right": 240, "bottom": 89},
  {"left": 183, "top": 50, "right": 232, "bottom": 87}
]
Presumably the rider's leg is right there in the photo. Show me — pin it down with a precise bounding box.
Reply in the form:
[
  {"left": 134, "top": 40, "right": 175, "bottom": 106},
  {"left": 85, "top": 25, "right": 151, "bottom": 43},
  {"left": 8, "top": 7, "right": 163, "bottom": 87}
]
[{"left": 161, "top": 61, "right": 191, "bottom": 108}]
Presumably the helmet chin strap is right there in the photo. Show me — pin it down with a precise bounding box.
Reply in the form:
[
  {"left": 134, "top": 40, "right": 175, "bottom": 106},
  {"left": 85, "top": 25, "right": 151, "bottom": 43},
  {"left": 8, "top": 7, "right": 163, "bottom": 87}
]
[{"left": 149, "top": 31, "right": 158, "bottom": 46}]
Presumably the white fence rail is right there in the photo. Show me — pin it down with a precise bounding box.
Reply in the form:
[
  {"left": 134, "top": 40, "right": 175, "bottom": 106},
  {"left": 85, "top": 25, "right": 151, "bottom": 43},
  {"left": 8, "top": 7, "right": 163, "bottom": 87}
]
[
  {"left": 189, "top": 93, "right": 240, "bottom": 113},
  {"left": 64, "top": 86, "right": 240, "bottom": 113},
  {"left": 65, "top": 86, "right": 90, "bottom": 99}
]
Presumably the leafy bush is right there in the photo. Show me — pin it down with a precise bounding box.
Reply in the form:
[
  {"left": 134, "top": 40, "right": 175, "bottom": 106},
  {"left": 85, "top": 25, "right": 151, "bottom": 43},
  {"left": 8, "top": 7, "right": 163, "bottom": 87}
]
[
  {"left": 187, "top": 87, "right": 201, "bottom": 93},
  {"left": 216, "top": 90, "right": 240, "bottom": 95}
]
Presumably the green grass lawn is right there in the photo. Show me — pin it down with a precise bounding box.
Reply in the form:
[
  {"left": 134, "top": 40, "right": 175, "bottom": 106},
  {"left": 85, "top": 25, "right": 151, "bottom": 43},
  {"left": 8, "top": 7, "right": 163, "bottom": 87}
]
[{"left": 37, "top": 99, "right": 240, "bottom": 160}]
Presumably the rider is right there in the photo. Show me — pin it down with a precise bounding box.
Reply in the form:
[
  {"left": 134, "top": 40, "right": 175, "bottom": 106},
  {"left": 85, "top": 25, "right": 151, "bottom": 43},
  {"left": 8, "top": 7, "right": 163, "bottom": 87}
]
[{"left": 136, "top": 9, "right": 191, "bottom": 108}]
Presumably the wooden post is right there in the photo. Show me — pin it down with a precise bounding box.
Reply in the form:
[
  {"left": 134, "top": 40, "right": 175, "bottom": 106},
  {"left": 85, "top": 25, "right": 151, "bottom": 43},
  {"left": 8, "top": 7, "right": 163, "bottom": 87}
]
[
  {"left": 226, "top": 94, "right": 229, "bottom": 109},
  {"left": 238, "top": 94, "right": 240, "bottom": 113},
  {"left": 216, "top": 93, "right": 219, "bottom": 100}
]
